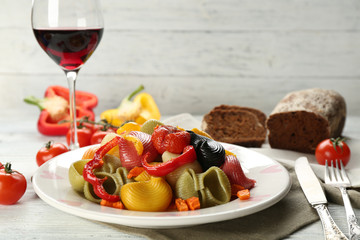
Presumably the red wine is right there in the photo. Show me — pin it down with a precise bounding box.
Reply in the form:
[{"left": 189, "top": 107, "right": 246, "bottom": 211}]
[{"left": 33, "top": 28, "right": 103, "bottom": 70}]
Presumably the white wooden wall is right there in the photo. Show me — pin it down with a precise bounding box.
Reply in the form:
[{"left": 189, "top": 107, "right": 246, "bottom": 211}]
[{"left": 1, "top": 0, "right": 359, "bottom": 119}]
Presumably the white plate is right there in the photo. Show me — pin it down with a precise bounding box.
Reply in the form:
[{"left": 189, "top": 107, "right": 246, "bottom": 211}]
[{"left": 33, "top": 143, "right": 291, "bottom": 229}]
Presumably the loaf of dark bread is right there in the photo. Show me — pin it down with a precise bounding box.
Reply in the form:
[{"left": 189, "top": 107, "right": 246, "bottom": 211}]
[
  {"left": 266, "top": 88, "right": 346, "bottom": 153},
  {"left": 201, "top": 105, "right": 267, "bottom": 147}
]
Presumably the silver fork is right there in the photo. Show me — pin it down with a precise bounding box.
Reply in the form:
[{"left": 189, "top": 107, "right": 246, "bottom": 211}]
[{"left": 325, "top": 160, "right": 360, "bottom": 240}]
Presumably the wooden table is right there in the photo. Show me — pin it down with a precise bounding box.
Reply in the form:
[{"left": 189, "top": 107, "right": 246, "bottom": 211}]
[{"left": 0, "top": 109, "right": 359, "bottom": 239}]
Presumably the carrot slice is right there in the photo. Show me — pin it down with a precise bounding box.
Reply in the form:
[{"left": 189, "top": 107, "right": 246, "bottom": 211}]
[
  {"left": 231, "top": 184, "right": 245, "bottom": 196},
  {"left": 175, "top": 198, "right": 189, "bottom": 211},
  {"left": 185, "top": 197, "right": 200, "bottom": 210},
  {"left": 100, "top": 199, "right": 125, "bottom": 209},
  {"left": 127, "top": 166, "right": 145, "bottom": 179},
  {"left": 100, "top": 199, "right": 113, "bottom": 207},
  {"left": 112, "top": 201, "right": 125, "bottom": 209},
  {"left": 237, "top": 189, "right": 250, "bottom": 200}
]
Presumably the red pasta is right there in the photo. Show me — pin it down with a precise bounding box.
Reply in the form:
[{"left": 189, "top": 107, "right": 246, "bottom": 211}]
[
  {"left": 129, "top": 131, "right": 159, "bottom": 163},
  {"left": 221, "top": 155, "right": 256, "bottom": 189},
  {"left": 118, "top": 136, "right": 142, "bottom": 170}
]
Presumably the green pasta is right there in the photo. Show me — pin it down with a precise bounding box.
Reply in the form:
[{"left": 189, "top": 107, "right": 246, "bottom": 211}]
[
  {"left": 83, "top": 181, "right": 102, "bottom": 203},
  {"left": 175, "top": 167, "right": 231, "bottom": 208},
  {"left": 115, "top": 167, "right": 134, "bottom": 185},
  {"left": 197, "top": 167, "right": 231, "bottom": 207},
  {"left": 115, "top": 167, "right": 134, "bottom": 197},
  {"left": 94, "top": 154, "right": 122, "bottom": 174},
  {"left": 175, "top": 169, "right": 199, "bottom": 200},
  {"left": 162, "top": 151, "right": 203, "bottom": 188},
  {"left": 83, "top": 171, "right": 121, "bottom": 203},
  {"left": 69, "top": 156, "right": 132, "bottom": 203},
  {"left": 68, "top": 159, "right": 90, "bottom": 193},
  {"left": 140, "top": 119, "right": 164, "bottom": 135}
]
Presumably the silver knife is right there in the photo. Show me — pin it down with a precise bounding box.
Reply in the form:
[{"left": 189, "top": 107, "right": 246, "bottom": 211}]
[{"left": 295, "top": 157, "right": 348, "bottom": 240}]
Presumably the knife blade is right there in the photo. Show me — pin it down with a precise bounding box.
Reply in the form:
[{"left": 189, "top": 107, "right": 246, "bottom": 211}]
[
  {"left": 295, "top": 156, "right": 327, "bottom": 205},
  {"left": 295, "top": 157, "right": 348, "bottom": 240}
]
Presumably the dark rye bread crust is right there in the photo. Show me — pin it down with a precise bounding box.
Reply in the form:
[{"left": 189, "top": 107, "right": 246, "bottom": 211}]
[
  {"left": 266, "top": 88, "right": 346, "bottom": 153},
  {"left": 201, "top": 105, "right": 267, "bottom": 147}
]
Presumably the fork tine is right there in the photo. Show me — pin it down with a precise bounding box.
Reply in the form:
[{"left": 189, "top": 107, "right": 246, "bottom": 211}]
[
  {"left": 329, "top": 160, "right": 336, "bottom": 183},
  {"left": 339, "top": 160, "right": 351, "bottom": 185},
  {"left": 324, "top": 160, "right": 331, "bottom": 183},
  {"left": 334, "top": 159, "right": 343, "bottom": 181}
]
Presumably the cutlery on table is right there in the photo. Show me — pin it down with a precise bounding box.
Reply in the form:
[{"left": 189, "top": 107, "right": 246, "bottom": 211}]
[
  {"left": 295, "top": 157, "right": 348, "bottom": 240},
  {"left": 325, "top": 160, "right": 360, "bottom": 240}
]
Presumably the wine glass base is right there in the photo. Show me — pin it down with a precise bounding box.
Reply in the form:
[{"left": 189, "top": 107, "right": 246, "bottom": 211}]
[{"left": 69, "top": 143, "right": 80, "bottom": 151}]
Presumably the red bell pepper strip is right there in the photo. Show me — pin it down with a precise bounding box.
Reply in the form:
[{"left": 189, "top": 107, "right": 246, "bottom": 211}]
[
  {"left": 141, "top": 145, "right": 197, "bottom": 177},
  {"left": 24, "top": 85, "right": 98, "bottom": 136},
  {"left": 83, "top": 136, "right": 121, "bottom": 202}
]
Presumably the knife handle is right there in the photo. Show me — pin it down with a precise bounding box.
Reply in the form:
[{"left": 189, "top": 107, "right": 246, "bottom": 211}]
[{"left": 314, "top": 204, "right": 348, "bottom": 240}]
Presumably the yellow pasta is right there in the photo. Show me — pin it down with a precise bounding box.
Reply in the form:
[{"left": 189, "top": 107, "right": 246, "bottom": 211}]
[
  {"left": 100, "top": 132, "right": 121, "bottom": 158},
  {"left": 120, "top": 177, "right": 172, "bottom": 212},
  {"left": 134, "top": 170, "right": 151, "bottom": 182}
]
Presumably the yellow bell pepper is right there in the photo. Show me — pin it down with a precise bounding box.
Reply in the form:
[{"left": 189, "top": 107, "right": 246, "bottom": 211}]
[
  {"left": 117, "top": 122, "right": 141, "bottom": 134},
  {"left": 100, "top": 85, "right": 161, "bottom": 127}
]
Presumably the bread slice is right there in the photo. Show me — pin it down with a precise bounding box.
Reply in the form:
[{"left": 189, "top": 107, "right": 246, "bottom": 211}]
[
  {"left": 211, "top": 105, "right": 267, "bottom": 127},
  {"left": 266, "top": 88, "right": 346, "bottom": 153},
  {"left": 202, "top": 105, "right": 267, "bottom": 147}
]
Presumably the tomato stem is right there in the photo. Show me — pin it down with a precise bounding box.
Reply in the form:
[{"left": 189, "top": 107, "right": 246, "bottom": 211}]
[
  {"left": 3, "top": 163, "right": 14, "bottom": 174},
  {"left": 45, "top": 140, "right": 53, "bottom": 150},
  {"left": 59, "top": 116, "right": 117, "bottom": 131},
  {"left": 330, "top": 137, "right": 346, "bottom": 154}
]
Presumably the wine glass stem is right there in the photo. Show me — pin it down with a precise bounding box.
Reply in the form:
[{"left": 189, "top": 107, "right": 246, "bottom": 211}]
[{"left": 65, "top": 70, "right": 80, "bottom": 150}]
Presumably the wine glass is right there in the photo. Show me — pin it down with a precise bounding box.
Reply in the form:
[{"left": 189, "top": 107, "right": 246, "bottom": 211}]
[{"left": 31, "top": 0, "right": 104, "bottom": 150}]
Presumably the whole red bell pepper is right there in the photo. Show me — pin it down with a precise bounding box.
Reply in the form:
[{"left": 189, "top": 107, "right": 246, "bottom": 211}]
[
  {"left": 45, "top": 85, "right": 97, "bottom": 113},
  {"left": 141, "top": 145, "right": 197, "bottom": 177},
  {"left": 24, "top": 85, "right": 98, "bottom": 136}
]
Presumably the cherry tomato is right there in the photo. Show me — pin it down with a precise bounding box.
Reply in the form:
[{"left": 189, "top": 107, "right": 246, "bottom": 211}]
[
  {"left": 90, "top": 128, "right": 115, "bottom": 145},
  {"left": 315, "top": 137, "right": 351, "bottom": 166},
  {"left": 78, "top": 122, "right": 96, "bottom": 132},
  {"left": 79, "top": 122, "right": 102, "bottom": 134},
  {"left": 90, "top": 124, "right": 107, "bottom": 133},
  {"left": 66, "top": 127, "right": 92, "bottom": 148},
  {"left": 0, "top": 163, "right": 27, "bottom": 205},
  {"left": 36, "top": 141, "right": 69, "bottom": 166}
]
